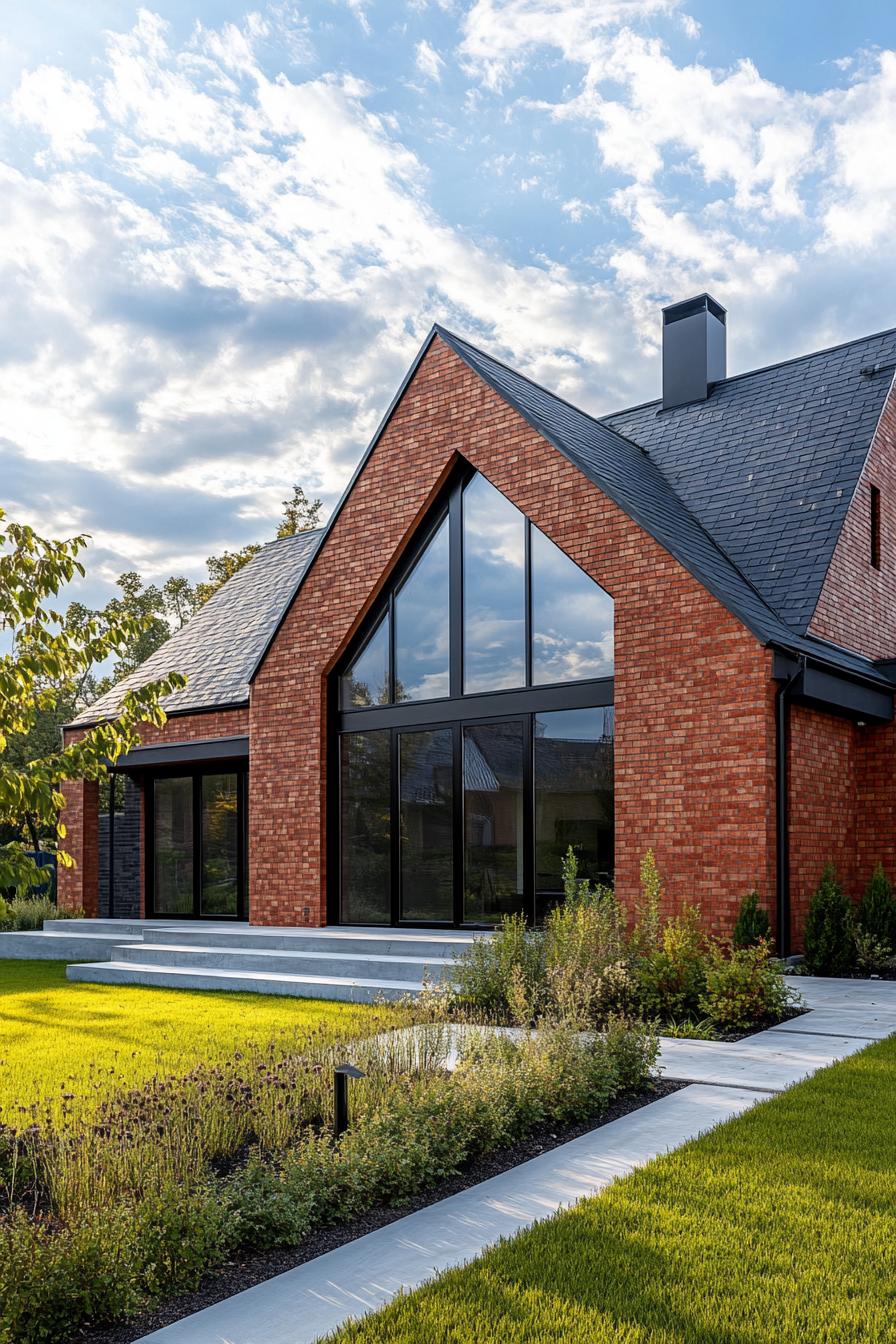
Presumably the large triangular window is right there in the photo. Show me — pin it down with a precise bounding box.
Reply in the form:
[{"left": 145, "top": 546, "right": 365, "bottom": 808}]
[{"left": 338, "top": 468, "right": 614, "bottom": 710}]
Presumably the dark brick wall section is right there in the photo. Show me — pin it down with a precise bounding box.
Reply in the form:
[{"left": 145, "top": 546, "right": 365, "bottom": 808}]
[
  {"left": 98, "top": 778, "right": 142, "bottom": 918},
  {"left": 810, "top": 382, "right": 896, "bottom": 658},
  {"left": 251, "top": 336, "right": 778, "bottom": 932}
]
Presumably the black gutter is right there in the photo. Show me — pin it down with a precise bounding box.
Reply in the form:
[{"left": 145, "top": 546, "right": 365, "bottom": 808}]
[{"left": 775, "top": 657, "right": 804, "bottom": 958}]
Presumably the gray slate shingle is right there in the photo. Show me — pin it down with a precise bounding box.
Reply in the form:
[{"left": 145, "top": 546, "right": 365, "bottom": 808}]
[
  {"left": 71, "top": 529, "right": 322, "bottom": 726},
  {"left": 604, "top": 330, "right": 896, "bottom": 632}
]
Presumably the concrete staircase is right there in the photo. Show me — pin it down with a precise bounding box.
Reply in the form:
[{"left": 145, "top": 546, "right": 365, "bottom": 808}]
[{"left": 54, "top": 921, "right": 482, "bottom": 1003}]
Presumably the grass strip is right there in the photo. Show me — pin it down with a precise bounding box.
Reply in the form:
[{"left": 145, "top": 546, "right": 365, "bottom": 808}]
[
  {"left": 329, "top": 1036, "right": 896, "bottom": 1343},
  {"left": 0, "top": 961, "right": 392, "bottom": 1121}
]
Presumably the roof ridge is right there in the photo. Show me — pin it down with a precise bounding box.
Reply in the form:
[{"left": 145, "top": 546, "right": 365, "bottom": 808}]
[
  {"left": 603, "top": 322, "right": 896, "bottom": 421},
  {"left": 432, "top": 324, "right": 649, "bottom": 457},
  {"left": 435, "top": 325, "right": 792, "bottom": 637}
]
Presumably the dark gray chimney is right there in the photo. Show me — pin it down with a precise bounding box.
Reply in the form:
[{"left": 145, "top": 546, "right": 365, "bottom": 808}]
[{"left": 661, "top": 293, "right": 726, "bottom": 410}]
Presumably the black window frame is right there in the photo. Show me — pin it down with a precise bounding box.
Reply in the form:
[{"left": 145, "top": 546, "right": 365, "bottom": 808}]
[
  {"left": 144, "top": 762, "right": 249, "bottom": 920},
  {"left": 329, "top": 463, "right": 615, "bottom": 927}
]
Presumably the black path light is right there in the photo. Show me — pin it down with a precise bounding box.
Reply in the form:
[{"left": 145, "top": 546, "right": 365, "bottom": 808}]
[{"left": 333, "top": 1063, "right": 366, "bottom": 1141}]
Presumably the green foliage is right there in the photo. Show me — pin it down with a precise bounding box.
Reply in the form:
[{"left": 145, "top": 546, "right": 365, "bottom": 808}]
[
  {"left": 732, "top": 890, "right": 772, "bottom": 950},
  {"left": 276, "top": 483, "right": 323, "bottom": 538},
  {"left": 0, "top": 897, "right": 81, "bottom": 932},
  {"left": 700, "top": 940, "right": 796, "bottom": 1031},
  {"left": 453, "top": 913, "right": 546, "bottom": 1022},
  {"left": 803, "top": 864, "right": 856, "bottom": 976},
  {"left": 327, "top": 1037, "right": 896, "bottom": 1344},
  {"left": 0, "top": 510, "right": 186, "bottom": 894},
  {"left": 0, "top": 1008, "right": 655, "bottom": 1343},
  {"left": 544, "top": 850, "right": 635, "bottom": 1026},
  {"left": 635, "top": 904, "right": 707, "bottom": 1021},
  {"left": 633, "top": 848, "right": 662, "bottom": 953},
  {"left": 857, "top": 863, "right": 896, "bottom": 949}
]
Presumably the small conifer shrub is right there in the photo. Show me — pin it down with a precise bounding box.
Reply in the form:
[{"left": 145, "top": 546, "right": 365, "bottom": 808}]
[
  {"left": 732, "top": 891, "right": 772, "bottom": 950},
  {"left": 803, "top": 864, "right": 855, "bottom": 977}
]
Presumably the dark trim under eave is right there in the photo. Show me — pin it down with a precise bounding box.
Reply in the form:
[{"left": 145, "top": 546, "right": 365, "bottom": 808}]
[{"left": 111, "top": 735, "right": 249, "bottom": 770}]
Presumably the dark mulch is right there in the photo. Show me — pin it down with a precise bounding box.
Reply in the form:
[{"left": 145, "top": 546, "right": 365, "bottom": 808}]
[
  {"left": 77, "top": 1078, "right": 683, "bottom": 1344},
  {"left": 712, "top": 1005, "right": 809, "bottom": 1042}
]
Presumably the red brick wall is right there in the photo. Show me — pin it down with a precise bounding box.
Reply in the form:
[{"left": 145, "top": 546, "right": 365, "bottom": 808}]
[
  {"left": 787, "top": 705, "right": 858, "bottom": 950},
  {"left": 58, "top": 708, "right": 248, "bottom": 917},
  {"left": 856, "top": 718, "right": 896, "bottom": 890},
  {"left": 810, "top": 382, "right": 896, "bottom": 658},
  {"left": 57, "top": 779, "right": 100, "bottom": 915},
  {"left": 251, "top": 336, "right": 778, "bottom": 931}
]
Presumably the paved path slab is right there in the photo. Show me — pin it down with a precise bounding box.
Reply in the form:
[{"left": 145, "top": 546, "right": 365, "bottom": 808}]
[
  {"left": 137, "top": 1084, "right": 760, "bottom": 1344},
  {"left": 657, "top": 1028, "right": 867, "bottom": 1090},
  {"left": 768, "top": 1007, "right": 896, "bottom": 1040},
  {"left": 792, "top": 975, "right": 896, "bottom": 1010}
]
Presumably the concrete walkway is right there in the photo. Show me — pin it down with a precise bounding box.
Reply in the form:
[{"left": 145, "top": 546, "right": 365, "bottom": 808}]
[{"left": 138, "top": 974, "right": 896, "bottom": 1344}]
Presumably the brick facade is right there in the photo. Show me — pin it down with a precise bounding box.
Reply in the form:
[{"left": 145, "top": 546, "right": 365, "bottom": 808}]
[
  {"left": 56, "top": 346, "right": 896, "bottom": 945},
  {"left": 250, "top": 337, "right": 778, "bottom": 930},
  {"left": 810, "top": 381, "right": 896, "bottom": 659}
]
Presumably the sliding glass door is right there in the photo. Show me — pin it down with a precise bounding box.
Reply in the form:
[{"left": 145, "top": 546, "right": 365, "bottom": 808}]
[{"left": 149, "top": 768, "right": 247, "bottom": 919}]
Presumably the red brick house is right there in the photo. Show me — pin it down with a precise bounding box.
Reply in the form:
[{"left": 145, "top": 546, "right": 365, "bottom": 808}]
[{"left": 60, "top": 296, "right": 896, "bottom": 953}]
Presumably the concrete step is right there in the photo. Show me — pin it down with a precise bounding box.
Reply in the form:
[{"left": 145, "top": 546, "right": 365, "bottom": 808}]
[
  {"left": 0, "top": 930, "right": 144, "bottom": 961},
  {"left": 42, "top": 918, "right": 154, "bottom": 937},
  {"left": 116, "top": 942, "right": 455, "bottom": 983},
  {"left": 66, "top": 961, "right": 421, "bottom": 1003},
  {"left": 143, "top": 926, "right": 482, "bottom": 960}
]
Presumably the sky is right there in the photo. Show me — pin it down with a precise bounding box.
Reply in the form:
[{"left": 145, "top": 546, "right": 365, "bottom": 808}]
[{"left": 2, "top": 0, "right": 896, "bottom": 609}]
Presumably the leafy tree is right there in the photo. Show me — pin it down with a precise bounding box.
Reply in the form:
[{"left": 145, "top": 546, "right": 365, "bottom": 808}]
[
  {"left": 192, "top": 545, "right": 262, "bottom": 608},
  {"left": 0, "top": 510, "right": 185, "bottom": 895},
  {"left": 732, "top": 890, "right": 772, "bottom": 950},
  {"left": 803, "top": 864, "right": 855, "bottom": 976},
  {"left": 277, "top": 483, "right": 323, "bottom": 537}
]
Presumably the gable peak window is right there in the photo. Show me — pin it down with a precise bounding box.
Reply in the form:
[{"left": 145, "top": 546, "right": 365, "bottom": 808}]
[{"left": 338, "top": 469, "right": 614, "bottom": 711}]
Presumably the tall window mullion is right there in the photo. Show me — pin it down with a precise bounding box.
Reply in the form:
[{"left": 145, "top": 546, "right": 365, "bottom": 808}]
[{"left": 449, "top": 484, "right": 464, "bottom": 698}]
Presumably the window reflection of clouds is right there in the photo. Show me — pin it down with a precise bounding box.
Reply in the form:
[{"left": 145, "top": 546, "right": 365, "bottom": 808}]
[
  {"left": 531, "top": 526, "right": 614, "bottom": 686},
  {"left": 395, "top": 517, "right": 450, "bottom": 701},
  {"left": 463, "top": 474, "right": 526, "bottom": 692}
]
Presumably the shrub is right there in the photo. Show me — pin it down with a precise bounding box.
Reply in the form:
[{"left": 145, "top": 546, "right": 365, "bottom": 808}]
[
  {"left": 632, "top": 849, "right": 662, "bottom": 954},
  {"left": 700, "top": 941, "right": 796, "bottom": 1031},
  {"left": 732, "top": 891, "right": 772, "bottom": 950},
  {"left": 635, "top": 904, "right": 707, "bottom": 1021},
  {"left": 543, "top": 850, "right": 635, "bottom": 1027},
  {"left": 453, "top": 914, "right": 545, "bottom": 1022},
  {"left": 854, "top": 929, "right": 896, "bottom": 979},
  {"left": 856, "top": 864, "right": 896, "bottom": 950},
  {"left": 803, "top": 865, "right": 856, "bottom": 977},
  {"left": 0, "top": 897, "right": 82, "bottom": 932}
]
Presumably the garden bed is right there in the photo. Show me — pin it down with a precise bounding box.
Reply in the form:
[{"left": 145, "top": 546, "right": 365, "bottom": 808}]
[{"left": 79, "top": 1077, "right": 683, "bottom": 1344}]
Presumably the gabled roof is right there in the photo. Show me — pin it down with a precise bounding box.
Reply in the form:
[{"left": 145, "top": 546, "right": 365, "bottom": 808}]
[
  {"left": 434, "top": 326, "right": 892, "bottom": 687},
  {"left": 604, "top": 327, "right": 896, "bottom": 633},
  {"left": 69, "top": 529, "right": 323, "bottom": 726}
]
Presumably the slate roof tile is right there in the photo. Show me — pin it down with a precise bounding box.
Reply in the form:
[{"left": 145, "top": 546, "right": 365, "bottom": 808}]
[{"left": 70, "top": 529, "right": 323, "bottom": 726}]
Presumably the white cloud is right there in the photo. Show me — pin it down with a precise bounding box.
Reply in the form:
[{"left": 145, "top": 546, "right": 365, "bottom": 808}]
[
  {"left": 415, "top": 38, "right": 445, "bottom": 83},
  {"left": 10, "top": 65, "right": 102, "bottom": 160}
]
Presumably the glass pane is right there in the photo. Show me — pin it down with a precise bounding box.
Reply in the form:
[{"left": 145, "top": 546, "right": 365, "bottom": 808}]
[
  {"left": 340, "top": 730, "right": 391, "bottom": 923},
  {"left": 341, "top": 616, "right": 390, "bottom": 709},
  {"left": 534, "top": 707, "right": 615, "bottom": 922},
  {"left": 395, "top": 517, "right": 450, "bottom": 702},
  {"left": 531, "top": 527, "right": 614, "bottom": 685},
  {"left": 463, "top": 474, "right": 526, "bottom": 693},
  {"left": 399, "top": 729, "right": 453, "bottom": 921},
  {"left": 154, "top": 777, "right": 193, "bottom": 915},
  {"left": 201, "top": 773, "right": 239, "bottom": 917},
  {"left": 463, "top": 721, "right": 526, "bottom": 924}
]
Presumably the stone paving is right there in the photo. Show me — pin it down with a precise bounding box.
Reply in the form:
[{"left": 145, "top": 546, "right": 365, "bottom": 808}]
[{"left": 138, "top": 975, "right": 896, "bottom": 1344}]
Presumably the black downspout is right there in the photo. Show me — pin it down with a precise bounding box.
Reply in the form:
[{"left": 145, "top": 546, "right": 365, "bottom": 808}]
[{"left": 775, "top": 660, "right": 804, "bottom": 958}]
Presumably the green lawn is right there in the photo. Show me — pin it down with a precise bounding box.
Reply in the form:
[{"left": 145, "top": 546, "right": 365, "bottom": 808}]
[
  {"left": 0, "top": 961, "right": 395, "bottom": 1123},
  {"left": 329, "top": 1036, "right": 896, "bottom": 1343}
]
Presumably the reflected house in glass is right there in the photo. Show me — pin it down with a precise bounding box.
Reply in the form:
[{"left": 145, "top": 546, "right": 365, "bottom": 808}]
[{"left": 59, "top": 301, "right": 896, "bottom": 950}]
